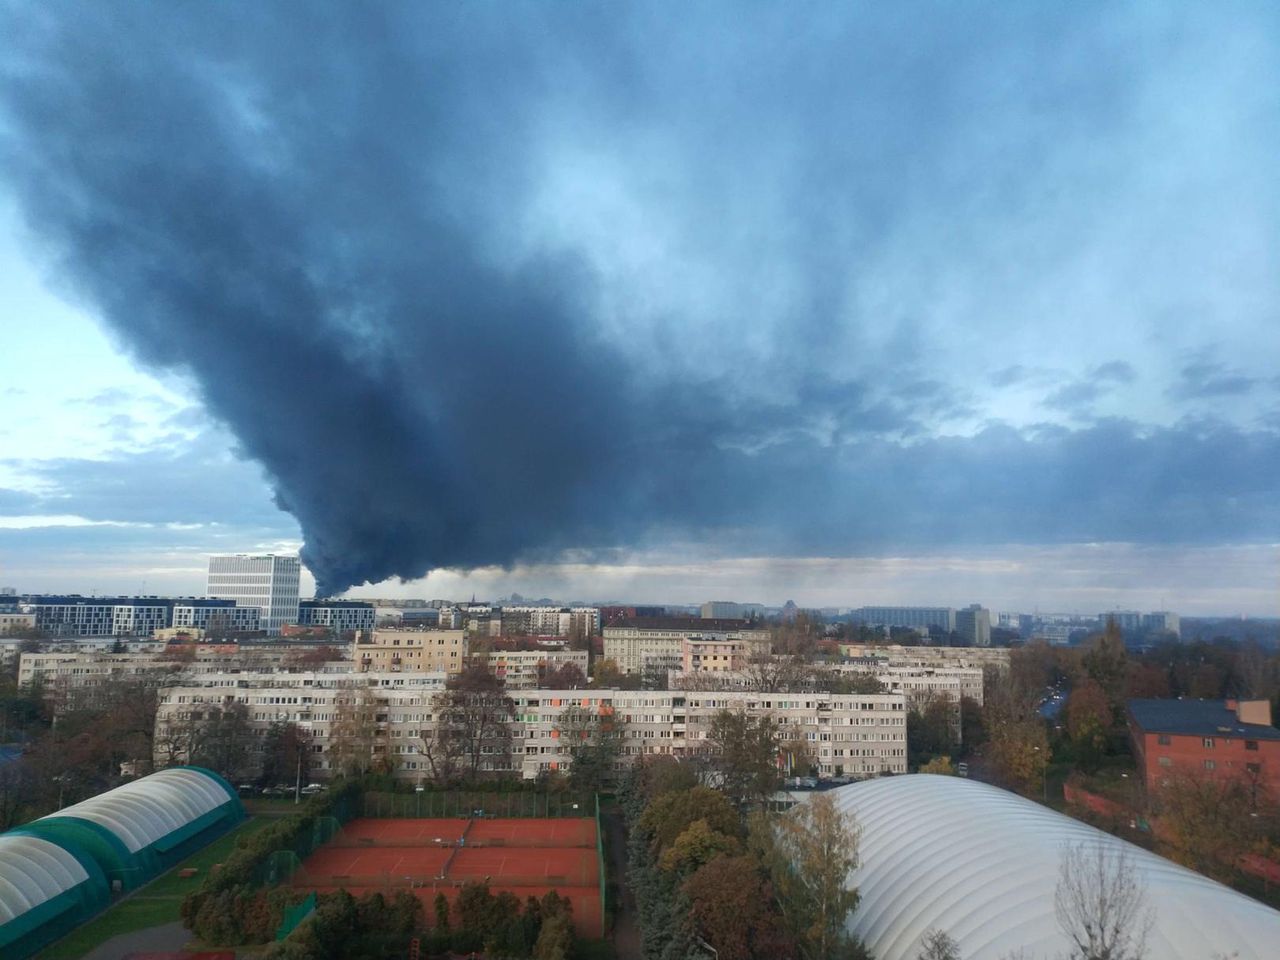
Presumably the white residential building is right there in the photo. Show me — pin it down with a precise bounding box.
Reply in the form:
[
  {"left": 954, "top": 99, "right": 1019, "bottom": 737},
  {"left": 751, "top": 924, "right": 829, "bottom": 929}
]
[
  {"left": 207, "top": 554, "right": 301, "bottom": 634},
  {"left": 603, "top": 618, "right": 770, "bottom": 675},
  {"left": 152, "top": 674, "right": 908, "bottom": 782}
]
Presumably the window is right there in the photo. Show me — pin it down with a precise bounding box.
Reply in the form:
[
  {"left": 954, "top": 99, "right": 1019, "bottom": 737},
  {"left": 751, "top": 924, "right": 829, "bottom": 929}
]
[
  {"left": 1246, "top": 740, "right": 1259, "bottom": 751},
  {"left": 1157, "top": 734, "right": 1171, "bottom": 746},
  {"left": 1157, "top": 757, "right": 1172, "bottom": 767},
  {"left": 1203, "top": 759, "right": 1216, "bottom": 771},
  {"left": 1202, "top": 737, "right": 1214, "bottom": 749}
]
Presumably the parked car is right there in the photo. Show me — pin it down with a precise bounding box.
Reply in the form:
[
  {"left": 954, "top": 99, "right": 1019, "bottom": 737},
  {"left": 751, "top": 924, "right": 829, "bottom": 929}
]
[{"left": 300, "top": 783, "right": 326, "bottom": 796}]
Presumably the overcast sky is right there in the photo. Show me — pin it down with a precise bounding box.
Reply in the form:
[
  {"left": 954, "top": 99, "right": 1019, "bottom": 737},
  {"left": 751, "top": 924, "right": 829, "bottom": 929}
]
[{"left": 1, "top": 3, "right": 1277, "bottom": 615}]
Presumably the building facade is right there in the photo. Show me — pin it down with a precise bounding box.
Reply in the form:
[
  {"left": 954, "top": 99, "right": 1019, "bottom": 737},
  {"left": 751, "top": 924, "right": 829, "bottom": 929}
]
[
  {"left": 469, "top": 648, "right": 589, "bottom": 689},
  {"left": 206, "top": 554, "right": 301, "bottom": 634},
  {"left": 153, "top": 676, "right": 908, "bottom": 783},
  {"left": 1128, "top": 698, "right": 1280, "bottom": 799},
  {"left": 854, "top": 607, "right": 957, "bottom": 632},
  {"left": 955, "top": 604, "right": 992, "bottom": 647},
  {"left": 603, "top": 618, "right": 770, "bottom": 675},
  {"left": 357, "top": 629, "right": 467, "bottom": 674},
  {"left": 297, "top": 600, "right": 376, "bottom": 636}
]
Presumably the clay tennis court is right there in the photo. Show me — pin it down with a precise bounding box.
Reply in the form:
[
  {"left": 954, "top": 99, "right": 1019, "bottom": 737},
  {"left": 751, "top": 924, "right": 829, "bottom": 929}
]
[{"left": 292, "top": 817, "right": 604, "bottom": 937}]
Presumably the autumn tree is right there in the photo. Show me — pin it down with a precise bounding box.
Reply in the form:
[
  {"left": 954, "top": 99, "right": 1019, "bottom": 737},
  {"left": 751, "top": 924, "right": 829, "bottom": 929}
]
[
  {"left": 555, "top": 700, "right": 624, "bottom": 791},
  {"left": 639, "top": 785, "right": 742, "bottom": 853},
  {"left": 589, "top": 657, "right": 640, "bottom": 690},
  {"left": 541, "top": 661, "right": 587, "bottom": 689},
  {"left": 660, "top": 818, "right": 743, "bottom": 874},
  {"left": 754, "top": 793, "right": 867, "bottom": 960},
  {"left": 1082, "top": 619, "right": 1130, "bottom": 710},
  {"left": 1157, "top": 772, "right": 1258, "bottom": 878},
  {"left": 1066, "top": 679, "right": 1112, "bottom": 772},
  {"left": 683, "top": 854, "right": 795, "bottom": 960},
  {"left": 703, "top": 708, "right": 782, "bottom": 807},
  {"left": 1054, "top": 842, "right": 1153, "bottom": 960}
]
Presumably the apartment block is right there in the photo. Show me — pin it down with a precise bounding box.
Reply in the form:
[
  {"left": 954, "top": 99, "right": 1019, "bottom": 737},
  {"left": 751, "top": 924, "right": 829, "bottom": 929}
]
[
  {"left": 603, "top": 618, "right": 770, "bottom": 675},
  {"left": 357, "top": 629, "right": 467, "bottom": 674},
  {"left": 152, "top": 673, "right": 907, "bottom": 783},
  {"left": 854, "top": 606, "right": 957, "bottom": 632},
  {"left": 469, "top": 648, "right": 589, "bottom": 689}
]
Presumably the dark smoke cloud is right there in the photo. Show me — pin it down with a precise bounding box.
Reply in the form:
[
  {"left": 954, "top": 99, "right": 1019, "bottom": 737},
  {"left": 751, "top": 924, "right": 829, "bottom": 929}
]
[{"left": 2, "top": 4, "right": 1278, "bottom": 594}]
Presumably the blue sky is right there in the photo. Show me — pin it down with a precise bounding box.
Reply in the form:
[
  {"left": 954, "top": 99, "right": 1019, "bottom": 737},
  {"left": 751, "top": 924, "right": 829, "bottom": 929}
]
[{"left": 1, "top": 3, "right": 1277, "bottom": 614}]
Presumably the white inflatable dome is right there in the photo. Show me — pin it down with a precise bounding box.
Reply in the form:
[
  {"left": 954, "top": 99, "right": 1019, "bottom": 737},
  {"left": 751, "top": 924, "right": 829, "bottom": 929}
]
[{"left": 823, "top": 775, "right": 1280, "bottom": 960}]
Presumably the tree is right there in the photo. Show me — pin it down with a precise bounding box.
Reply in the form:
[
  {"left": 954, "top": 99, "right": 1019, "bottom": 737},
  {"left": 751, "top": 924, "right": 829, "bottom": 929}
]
[
  {"left": 541, "top": 661, "right": 587, "bottom": 689},
  {"left": 1157, "top": 771, "right": 1257, "bottom": 877},
  {"left": 555, "top": 700, "right": 624, "bottom": 791},
  {"left": 918, "top": 756, "right": 955, "bottom": 776},
  {"left": 329, "top": 687, "right": 385, "bottom": 777},
  {"left": 704, "top": 708, "right": 781, "bottom": 807},
  {"left": 428, "top": 664, "right": 515, "bottom": 780},
  {"left": 908, "top": 693, "right": 957, "bottom": 769},
  {"left": 742, "top": 654, "right": 814, "bottom": 693},
  {"left": 1083, "top": 620, "right": 1130, "bottom": 710},
  {"left": 987, "top": 720, "right": 1049, "bottom": 798},
  {"left": 660, "top": 818, "right": 743, "bottom": 874},
  {"left": 590, "top": 657, "right": 639, "bottom": 690},
  {"left": 639, "top": 786, "right": 741, "bottom": 854},
  {"left": 756, "top": 793, "right": 865, "bottom": 960},
  {"left": 1054, "top": 842, "right": 1153, "bottom": 960},
  {"left": 918, "top": 928, "right": 961, "bottom": 960},
  {"left": 683, "top": 854, "right": 794, "bottom": 960},
  {"left": 260, "top": 721, "right": 312, "bottom": 788},
  {"left": 1066, "top": 679, "right": 1112, "bottom": 772}
]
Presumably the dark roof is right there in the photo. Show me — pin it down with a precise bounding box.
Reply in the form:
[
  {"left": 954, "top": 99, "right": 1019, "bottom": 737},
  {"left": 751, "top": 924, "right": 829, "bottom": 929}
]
[{"left": 1127, "top": 699, "right": 1280, "bottom": 741}]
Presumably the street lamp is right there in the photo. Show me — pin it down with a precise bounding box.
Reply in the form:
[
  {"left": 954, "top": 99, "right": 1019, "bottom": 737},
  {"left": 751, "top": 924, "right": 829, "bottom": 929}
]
[{"left": 1033, "top": 746, "right": 1047, "bottom": 803}]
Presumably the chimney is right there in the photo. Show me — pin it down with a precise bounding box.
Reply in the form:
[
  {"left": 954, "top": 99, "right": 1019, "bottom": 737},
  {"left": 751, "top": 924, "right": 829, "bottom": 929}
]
[{"left": 1235, "top": 700, "right": 1273, "bottom": 726}]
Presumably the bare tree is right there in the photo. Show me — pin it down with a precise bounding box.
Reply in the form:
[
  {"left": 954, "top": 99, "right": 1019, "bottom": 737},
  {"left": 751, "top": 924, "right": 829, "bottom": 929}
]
[
  {"left": 742, "top": 653, "right": 814, "bottom": 693},
  {"left": 427, "top": 664, "right": 515, "bottom": 780},
  {"left": 918, "top": 928, "right": 961, "bottom": 960},
  {"left": 1054, "top": 842, "right": 1153, "bottom": 960}
]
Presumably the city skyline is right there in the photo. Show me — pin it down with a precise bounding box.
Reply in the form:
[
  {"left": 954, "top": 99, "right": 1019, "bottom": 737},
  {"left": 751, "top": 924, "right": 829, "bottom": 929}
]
[{"left": 2, "top": 4, "right": 1278, "bottom": 614}]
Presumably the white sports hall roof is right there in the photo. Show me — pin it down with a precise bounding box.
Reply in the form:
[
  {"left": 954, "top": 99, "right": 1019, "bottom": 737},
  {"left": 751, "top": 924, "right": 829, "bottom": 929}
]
[
  {"left": 38, "top": 767, "right": 232, "bottom": 853},
  {"left": 824, "top": 774, "right": 1280, "bottom": 960}
]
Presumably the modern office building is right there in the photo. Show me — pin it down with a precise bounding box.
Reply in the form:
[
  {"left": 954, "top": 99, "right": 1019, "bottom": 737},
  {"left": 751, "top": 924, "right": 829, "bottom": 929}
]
[
  {"left": 170, "top": 601, "right": 261, "bottom": 634},
  {"left": 17, "top": 596, "right": 243, "bottom": 638},
  {"left": 297, "top": 599, "right": 376, "bottom": 636},
  {"left": 206, "top": 554, "right": 301, "bottom": 634}
]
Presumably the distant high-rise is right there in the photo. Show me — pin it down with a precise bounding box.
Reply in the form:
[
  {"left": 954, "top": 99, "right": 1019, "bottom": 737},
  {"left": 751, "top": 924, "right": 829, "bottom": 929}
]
[
  {"left": 955, "top": 604, "right": 992, "bottom": 647},
  {"left": 206, "top": 554, "right": 301, "bottom": 635}
]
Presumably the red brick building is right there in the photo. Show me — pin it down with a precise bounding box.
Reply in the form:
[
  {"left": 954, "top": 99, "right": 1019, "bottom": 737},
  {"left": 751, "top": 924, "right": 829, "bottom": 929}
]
[{"left": 1127, "top": 698, "right": 1280, "bottom": 800}]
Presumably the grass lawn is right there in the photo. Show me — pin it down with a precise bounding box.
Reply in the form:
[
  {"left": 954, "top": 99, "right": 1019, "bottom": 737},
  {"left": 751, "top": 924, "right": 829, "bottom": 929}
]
[{"left": 37, "top": 816, "right": 274, "bottom": 960}]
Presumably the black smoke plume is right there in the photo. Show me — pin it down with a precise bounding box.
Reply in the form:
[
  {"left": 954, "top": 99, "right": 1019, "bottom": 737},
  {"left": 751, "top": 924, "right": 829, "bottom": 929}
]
[{"left": 2, "top": 5, "right": 1277, "bottom": 594}]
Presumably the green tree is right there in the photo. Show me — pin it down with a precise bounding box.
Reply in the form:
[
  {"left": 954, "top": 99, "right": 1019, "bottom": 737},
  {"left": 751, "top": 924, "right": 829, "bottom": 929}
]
[
  {"left": 639, "top": 786, "right": 741, "bottom": 854},
  {"left": 705, "top": 708, "right": 782, "bottom": 807},
  {"left": 754, "top": 793, "right": 866, "bottom": 960},
  {"left": 660, "top": 818, "right": 743, "bottom": 874}
]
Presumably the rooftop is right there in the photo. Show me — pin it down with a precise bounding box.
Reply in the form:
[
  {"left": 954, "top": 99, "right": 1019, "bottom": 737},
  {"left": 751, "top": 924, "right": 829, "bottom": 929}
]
[{"left": 1127, "top": 698, "right": 1280, "bottom": 741}]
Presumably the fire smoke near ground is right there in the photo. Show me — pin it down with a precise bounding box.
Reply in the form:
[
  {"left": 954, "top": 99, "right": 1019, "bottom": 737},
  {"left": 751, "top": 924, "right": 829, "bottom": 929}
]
[{"left": 3, "top": 4, "right": 1277, "bottom": 594}]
